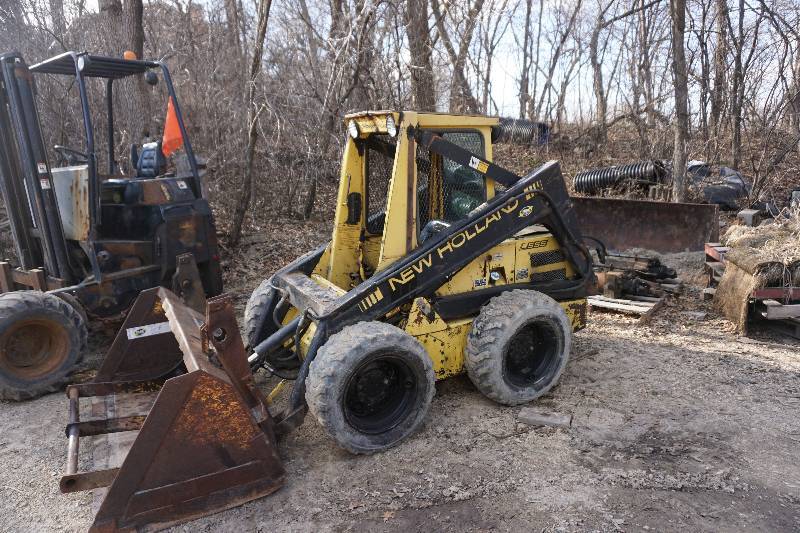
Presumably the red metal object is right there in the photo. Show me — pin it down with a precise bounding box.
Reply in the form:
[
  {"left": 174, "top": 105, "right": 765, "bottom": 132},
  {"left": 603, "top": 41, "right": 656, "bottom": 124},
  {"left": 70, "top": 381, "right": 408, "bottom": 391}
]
[
  {"left": 571, "top": 197, "right": 719, "bottom": 253},
  {"left": 61, "top": 289, "right": 285, "bottom": 531}
]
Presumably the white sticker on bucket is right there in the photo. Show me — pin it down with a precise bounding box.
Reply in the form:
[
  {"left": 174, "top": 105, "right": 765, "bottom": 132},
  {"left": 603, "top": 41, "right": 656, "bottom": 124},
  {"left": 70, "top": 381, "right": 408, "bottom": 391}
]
[
  {"left": 37, "top": 162, "right": 47, "bottom": 174},
  {"left": 126, "top": 321, "right": 171, "bottom": 340}
]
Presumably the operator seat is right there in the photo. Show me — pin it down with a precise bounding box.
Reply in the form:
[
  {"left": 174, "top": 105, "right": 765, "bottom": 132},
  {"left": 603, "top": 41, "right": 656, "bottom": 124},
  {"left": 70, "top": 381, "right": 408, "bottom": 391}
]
[{"left": 130, "top": 141, "right": 167, "bottom": 179}]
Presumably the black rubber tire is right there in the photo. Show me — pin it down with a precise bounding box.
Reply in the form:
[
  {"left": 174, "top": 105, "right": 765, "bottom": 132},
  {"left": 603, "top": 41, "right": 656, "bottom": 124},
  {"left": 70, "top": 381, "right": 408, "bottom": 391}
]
[
  {"left": 244, "top": 278, "right": 275, "bottom": 350},
  {"left": 306, "top": 322, "right": 435, "bottom": 454},
  {"left": 0, "top": 291, "right": 87, "bottom": 401},
  {"left": 244, "top": 278, "right": 300, "bottom": 372},
  {"left": 465, "top": 289, "right": 571, "bottom": 406},
  {"left": 55, "top": 292, "right": 89, "bottom": 335}
]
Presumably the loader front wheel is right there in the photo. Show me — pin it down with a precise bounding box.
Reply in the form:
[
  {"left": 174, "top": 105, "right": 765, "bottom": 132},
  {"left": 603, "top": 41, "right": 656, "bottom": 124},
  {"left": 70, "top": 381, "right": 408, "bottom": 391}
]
[
  {"left": 465, "top": 289, "right": 571, "bottom": 406},
  {"left": 0, "top": 291, "right": 87, "bottom": 401},
  {"left": 306, "top": 322, "right": 435, "bottom": 454}
]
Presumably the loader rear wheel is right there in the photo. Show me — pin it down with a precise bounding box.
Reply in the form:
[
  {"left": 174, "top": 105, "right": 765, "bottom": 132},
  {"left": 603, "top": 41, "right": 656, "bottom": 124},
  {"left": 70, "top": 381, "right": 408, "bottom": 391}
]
[
  {"left": 306, "top": 322, "right": 435, "bottom": 454},
  {"left": 0, "top": 291, "right": 87, "bottom": 401},
  {"left": 465, "top": 289, "right": 571, "bottom": 406}
]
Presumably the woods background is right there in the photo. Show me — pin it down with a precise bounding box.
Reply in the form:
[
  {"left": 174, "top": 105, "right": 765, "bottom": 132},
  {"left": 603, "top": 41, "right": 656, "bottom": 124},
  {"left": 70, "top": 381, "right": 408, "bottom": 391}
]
[{"left": 1, "top": 0, "right": 799, "bottom": 249}]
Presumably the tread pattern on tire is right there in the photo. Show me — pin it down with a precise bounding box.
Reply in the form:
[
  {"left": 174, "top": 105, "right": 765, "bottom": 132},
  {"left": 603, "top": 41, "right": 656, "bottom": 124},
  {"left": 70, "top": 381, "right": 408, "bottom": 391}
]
[
  {"left": 243, "top": 278, "right": 274, "bottom": 349},
  {"left": 0, "top": 291, "right": 87, "bottom": 401},
  {"left": 306, "top": 321, "right": 435, "bottom": 455},
  {"left": 465, "top": 289, "right": 571, "bottom": 406}
]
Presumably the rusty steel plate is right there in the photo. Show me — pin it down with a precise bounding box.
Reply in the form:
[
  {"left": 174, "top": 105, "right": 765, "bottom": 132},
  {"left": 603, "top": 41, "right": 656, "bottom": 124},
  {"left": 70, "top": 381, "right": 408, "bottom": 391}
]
[{"left": 571, "top": 196, "right": 719, "bottom": 253}]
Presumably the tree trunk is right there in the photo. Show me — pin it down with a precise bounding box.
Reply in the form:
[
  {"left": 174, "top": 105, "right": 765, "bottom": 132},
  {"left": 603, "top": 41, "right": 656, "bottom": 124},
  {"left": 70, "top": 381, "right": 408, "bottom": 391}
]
[
  {"left": 670, "top": 0, "right": 689, "bottom": 202},
  {"left": 431, "top": 0, "right": 484, "bottom": 113},
  {"left": 229, "top": 0, "right": 273, "bottom": 246},
  {"left": 49, "top": 0, "right": 66, "bottom": 46},
  {"left": 404, "top": 0, "right": 436, "bottom": 111},
  {"left": 518, "top": 0, "right": 532, "bottom": 118},
  {"left": 709, "top": 0, "right": 728, "bottom": 138},
  {"left": 590, "top": 17, "right": 608, "bottom": 143},
  {"left": 729, "top": 0, "right": 744, "bottom": 168}
]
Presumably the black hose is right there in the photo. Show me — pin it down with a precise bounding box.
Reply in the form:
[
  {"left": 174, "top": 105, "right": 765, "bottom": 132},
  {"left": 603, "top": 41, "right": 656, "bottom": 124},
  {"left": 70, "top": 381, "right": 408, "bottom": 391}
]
[{"left": 574, "top": 160, "right": 666, "bottom": 194}]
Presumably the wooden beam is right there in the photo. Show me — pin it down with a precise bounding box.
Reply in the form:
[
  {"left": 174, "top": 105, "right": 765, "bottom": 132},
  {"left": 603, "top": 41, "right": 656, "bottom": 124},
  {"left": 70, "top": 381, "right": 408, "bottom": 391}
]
[
  {"left": 761, "top": 300, "right": 800, "bottom": 320},
  {"left": 0, "top": 262, "right": 12, "bottom": 293}
]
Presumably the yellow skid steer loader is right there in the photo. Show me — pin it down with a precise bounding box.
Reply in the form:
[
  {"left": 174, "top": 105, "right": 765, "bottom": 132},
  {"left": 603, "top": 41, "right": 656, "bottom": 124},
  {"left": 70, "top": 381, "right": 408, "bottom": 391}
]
[{"left": 60, "top": 111, "right": 594, "bottom": 530}]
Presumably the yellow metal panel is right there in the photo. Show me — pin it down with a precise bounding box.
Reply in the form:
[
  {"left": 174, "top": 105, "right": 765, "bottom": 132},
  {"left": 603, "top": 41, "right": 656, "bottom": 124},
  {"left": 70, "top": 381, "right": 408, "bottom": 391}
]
[
  {"left": 327, "top": 139, "right": 366, "bottom": 289},
  {"left": 405, "top": 298, "right": 472, "bottom": 379},
  {"left": 516, "top": 233, "right": 577, "bottom": 281},
  {"left": 560, "top": 298, "right": 588, "bottom": 331},
  {"left": 435, "top": 241, "right": 519, "bottom": 296},
  {"left": 377, "top": 112, "right": 417, "bottom": 270},
  {"left": 415, "top": 113, "right": 499, "bottom": 129}
]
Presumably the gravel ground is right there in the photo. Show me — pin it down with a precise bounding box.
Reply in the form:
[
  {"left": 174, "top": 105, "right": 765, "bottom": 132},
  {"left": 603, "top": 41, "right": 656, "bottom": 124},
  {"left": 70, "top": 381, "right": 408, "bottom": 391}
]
[{"left": 1, "top": 252, "right": 799, "bottom": 532}]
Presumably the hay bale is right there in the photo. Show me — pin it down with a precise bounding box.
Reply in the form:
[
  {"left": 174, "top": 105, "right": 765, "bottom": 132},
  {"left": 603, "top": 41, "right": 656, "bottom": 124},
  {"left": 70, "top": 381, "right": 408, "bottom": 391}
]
[{"left": 715, "top": 213, "right": 800, "bottom": 332}]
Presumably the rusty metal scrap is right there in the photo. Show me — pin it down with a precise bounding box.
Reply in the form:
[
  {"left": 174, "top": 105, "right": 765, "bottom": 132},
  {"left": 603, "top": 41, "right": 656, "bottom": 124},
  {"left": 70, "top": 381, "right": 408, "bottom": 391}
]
[{"left": 571, "top": 196, "right": 719, "bottom": 253}]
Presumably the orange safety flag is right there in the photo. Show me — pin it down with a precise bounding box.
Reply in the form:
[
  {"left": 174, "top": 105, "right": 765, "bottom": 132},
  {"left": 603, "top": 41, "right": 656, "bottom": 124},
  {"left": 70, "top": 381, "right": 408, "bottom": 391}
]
[{"left": 161, "top": 97, "right": 184, "bottom": 157}]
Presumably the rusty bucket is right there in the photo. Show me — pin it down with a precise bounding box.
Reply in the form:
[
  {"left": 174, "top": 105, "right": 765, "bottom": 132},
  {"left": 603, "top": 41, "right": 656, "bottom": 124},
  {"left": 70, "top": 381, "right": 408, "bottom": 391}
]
[{"left": 60, "top": 288, "right": 285, "bottom": 531}]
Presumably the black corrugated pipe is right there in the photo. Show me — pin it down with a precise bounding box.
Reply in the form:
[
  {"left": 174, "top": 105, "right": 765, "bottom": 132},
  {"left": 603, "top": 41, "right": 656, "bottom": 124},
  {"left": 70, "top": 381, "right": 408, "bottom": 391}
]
[
  {"left": 491, "top": 118, "right": 550, "bottom": 146},
  {"left": 573, "top": 160, "right": 666, "bottom": 194}
]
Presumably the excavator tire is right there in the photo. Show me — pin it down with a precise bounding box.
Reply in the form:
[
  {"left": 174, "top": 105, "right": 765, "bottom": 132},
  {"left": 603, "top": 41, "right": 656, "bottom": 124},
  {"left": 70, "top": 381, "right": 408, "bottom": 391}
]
[
  {"left": 0, "top": 291, "right": 86, "bottom": 401},
  {"left": 306, "top": 322, "right": 435, "bottom": 454},
  {"left": 465, "top": 289, "right": 571, "bottom": 406}
]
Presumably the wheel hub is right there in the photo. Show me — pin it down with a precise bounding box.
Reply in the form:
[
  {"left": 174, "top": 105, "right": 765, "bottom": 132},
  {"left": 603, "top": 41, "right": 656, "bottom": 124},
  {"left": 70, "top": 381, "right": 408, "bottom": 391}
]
[
  {"left": 503, "top": 320, "right": 560, "bottom": 389},
  {"left": 344, "top": 356, "right": 416, "bottom": 434},
  {"left": 0, "top": 319, "right": 69, "bottom": 380}
]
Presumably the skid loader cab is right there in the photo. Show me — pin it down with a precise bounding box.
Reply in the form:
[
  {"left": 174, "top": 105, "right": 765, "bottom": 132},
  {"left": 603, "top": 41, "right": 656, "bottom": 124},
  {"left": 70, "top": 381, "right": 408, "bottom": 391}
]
[
  {"left": 246, "top": 110, "right": 594, "bottom": 453},
  {"left": 0, "top": 51, "right": 222, "bottom": 401}
]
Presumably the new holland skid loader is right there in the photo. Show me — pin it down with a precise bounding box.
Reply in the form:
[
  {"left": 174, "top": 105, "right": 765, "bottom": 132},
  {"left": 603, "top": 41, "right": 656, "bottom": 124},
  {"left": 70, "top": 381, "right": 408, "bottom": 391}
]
[
  {"left": 0, "top": 51, "right": 223, "bottom": 400},
  {"left": 58, "top": 111, "right": 594, "bottom": 531}
]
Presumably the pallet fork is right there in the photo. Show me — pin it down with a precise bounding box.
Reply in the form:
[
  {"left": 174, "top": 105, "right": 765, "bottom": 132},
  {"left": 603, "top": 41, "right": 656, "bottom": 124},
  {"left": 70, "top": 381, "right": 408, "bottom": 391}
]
[{"left": 61, "top": 288, "right": 284, "bottom": 531}]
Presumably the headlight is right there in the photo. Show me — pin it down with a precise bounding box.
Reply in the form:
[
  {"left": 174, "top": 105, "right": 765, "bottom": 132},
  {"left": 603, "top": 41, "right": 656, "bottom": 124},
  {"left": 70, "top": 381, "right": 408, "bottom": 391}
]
[
  {"left": 348, "top": 120, "right": 360, "bottom": 139},
  {"left": 386, "top": 115, "right": 398, "bottom": 137}
]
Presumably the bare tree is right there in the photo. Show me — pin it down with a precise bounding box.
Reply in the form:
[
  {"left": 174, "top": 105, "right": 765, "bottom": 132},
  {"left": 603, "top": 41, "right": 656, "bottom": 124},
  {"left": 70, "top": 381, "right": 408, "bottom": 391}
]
[
  {"left": 670, "top": 0, "right": 689, "bottom": 202},
  {"left": 404, "top": 0, "right": 436, "bottom": 111},
  {"left": 230, "top": 0, "right": 273, "bottom": 246},
  {"left": 431, "top": 0, "right": 484, "bottom": 113}
]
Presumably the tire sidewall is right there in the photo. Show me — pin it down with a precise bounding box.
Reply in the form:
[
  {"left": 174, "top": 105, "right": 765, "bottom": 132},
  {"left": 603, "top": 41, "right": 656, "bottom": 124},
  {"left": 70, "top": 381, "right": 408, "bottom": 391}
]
[
  {"left": 244, "top": 277, "right": 275, "bottom": 348},
  {"left": 0, "top": 292, "right": 84, "bottom": 397},
  {"left": 307, "top": 323, "right": 435, "bottom": 454},
  {"left": 496, "top": 308, "right": 570, "bottom": 402},
  {"left": 466, "top": 290, "right": 572, "bottom": 405}
]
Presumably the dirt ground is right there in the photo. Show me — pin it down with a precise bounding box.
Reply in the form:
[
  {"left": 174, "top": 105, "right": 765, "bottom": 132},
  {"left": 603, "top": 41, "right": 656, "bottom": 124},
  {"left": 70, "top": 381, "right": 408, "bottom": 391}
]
[{"left": 1, "top": 245, "right": 799, "bottom": 532}]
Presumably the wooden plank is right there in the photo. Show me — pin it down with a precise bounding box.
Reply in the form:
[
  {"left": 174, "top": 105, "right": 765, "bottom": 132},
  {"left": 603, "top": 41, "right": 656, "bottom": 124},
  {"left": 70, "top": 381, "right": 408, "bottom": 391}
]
[
  {"left": 761, "top": 300, "right": 800, "bottom": 320},
  {"left": 588, "top": 297, "right": 652, "bottom": 315},
  {"left": 30, "top": 268, "right": 46, "bottom": 291},
  {"left": 589, "top": 295, "right": 654, "bottom": 307},
  {"left": 0, "top": 262, "right": 12, "bottom": 293}
]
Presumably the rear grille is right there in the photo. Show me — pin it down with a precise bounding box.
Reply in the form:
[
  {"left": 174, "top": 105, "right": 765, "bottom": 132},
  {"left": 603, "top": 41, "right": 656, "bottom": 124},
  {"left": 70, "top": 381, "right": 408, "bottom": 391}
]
[
  {"left": 530, "top": 249, "right": 564, "bottom": 267},
  {"left": 531, "top": 269, "right": 567, "bottom": 282}
]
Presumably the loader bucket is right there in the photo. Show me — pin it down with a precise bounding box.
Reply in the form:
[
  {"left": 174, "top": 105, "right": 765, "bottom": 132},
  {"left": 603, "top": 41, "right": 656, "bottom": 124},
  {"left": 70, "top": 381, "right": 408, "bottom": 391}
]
[
  {"left": 571, "top": 196, "right": 719, "bottom": 253},
  {"left": 61, "top": 288, "right": 285, "bottom": 532}
]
